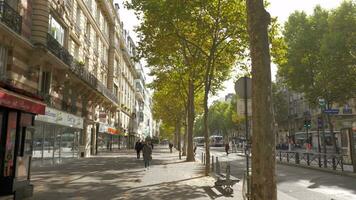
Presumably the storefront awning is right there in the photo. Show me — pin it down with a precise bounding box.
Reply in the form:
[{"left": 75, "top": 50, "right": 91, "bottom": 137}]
[{"left": 0, "top": 88, "right": 45, "bottom": 114}]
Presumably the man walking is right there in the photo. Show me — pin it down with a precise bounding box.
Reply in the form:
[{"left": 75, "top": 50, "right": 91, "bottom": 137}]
[
  {"left": 225, "top": 142, "right": 230, "bottom": 156},
  {"left": 169, "top": 142, "right": 173, "bottom": 153},
  {"left": 135, "top": 140, "right": 143, "bottom": 159},
  {"left": 142, "top": 141, "right": 152, "bottom": 170}
]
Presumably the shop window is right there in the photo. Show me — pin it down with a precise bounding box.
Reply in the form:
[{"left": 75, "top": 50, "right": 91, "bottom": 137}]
[
  {"left": 4, "top": 112, "right": 17, "bottom": 177},
  {"left": 43, "top": 124, "right": 54, "bottom": 159},
  {"left": 48, "top": 15, "right": 65, "bottom": 46},
  {"left": 33, "top": 123, "right": 44, "bottom": 159}
]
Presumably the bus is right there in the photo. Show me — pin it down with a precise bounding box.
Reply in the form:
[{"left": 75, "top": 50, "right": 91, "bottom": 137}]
[
  {"left": 193, "top": 137, "right": 205, "bottom": 146},
  {"left": 210, "top": 135, "right": 224, "bottom": 147}
]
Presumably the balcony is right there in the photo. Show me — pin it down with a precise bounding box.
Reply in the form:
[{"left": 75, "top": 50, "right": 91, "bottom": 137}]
[
  {"left": 0, "top": 1, "right": 22, "bottom": 34},
  {"left": 46, "top": 34, "right": 119, "bottom": 105},
  {"left": 47, "top": 33, "right": 73, "bottom": 66}
]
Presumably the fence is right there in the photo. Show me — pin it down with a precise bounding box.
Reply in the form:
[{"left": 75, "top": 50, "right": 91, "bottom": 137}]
[{"left": 276, "top": 150, "right": 344, "bottom": 171}]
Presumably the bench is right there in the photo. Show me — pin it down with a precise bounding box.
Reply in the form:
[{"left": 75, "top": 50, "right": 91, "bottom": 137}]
[{"left": 213, "top": 163, "right": 240, "bottom": 195}]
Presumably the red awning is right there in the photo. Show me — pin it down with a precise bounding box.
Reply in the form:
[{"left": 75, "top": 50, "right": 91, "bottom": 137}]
[{"left": 0, "top": 88, "right": 46, "bottom": 114}]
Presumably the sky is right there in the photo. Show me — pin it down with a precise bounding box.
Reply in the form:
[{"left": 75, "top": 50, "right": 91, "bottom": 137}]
[{"left": 114, "top": 0, "right": 344, "bottom": 101}]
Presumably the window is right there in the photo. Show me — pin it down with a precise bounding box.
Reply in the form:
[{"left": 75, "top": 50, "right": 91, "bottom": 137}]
[
  {"left": 76, "top": 7, "right": 81, "bottom": 31},
  {"left": 5, "top": 0, "right": 18, "bottom": 11},
  {"left": 48, "top": 15, "right": 65, "bottom": 45},
  {"left": 85, "top": 0, "right": 92, "bottom": 11},
  {"left": 40, "top": 71, "right": 51, "bottom": 95},
  {"left": 74, "top": 42, "right": 79, "bottom": 59},
  {"left": 114, "top": 84, "right": 118, "bottom": 96},
  {"left": 85, "top": 22, "right": 91, "bottom": 39},
  {"left": 0, "top": 45, "right": 7, "bottom": 79}
]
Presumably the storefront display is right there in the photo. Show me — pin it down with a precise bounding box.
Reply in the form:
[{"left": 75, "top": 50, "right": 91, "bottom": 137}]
[
  {"left": 33, "top": 107, "right": 83, "bottom": 166},
  {"left": 97, "top": 123, "right": 120, "bottom": 152}
]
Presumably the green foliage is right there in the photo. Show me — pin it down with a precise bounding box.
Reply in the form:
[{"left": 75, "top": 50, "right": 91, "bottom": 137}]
[
  {"left": 272, "top": 82, "right": 288, "bottom": 126},
  {"left": 278, "top": 1, "right": 356, "bottom": 106},
  {"left": 194, "top": 96, "right": 240, "bottom": 137}
]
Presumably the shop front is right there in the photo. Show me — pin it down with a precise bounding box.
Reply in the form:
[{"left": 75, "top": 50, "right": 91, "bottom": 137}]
[
  {"left": 0, "top": 88, "right": 45, "bottom": 198},
  {"left": 97, "top": 123, "right": 121, "bottom": 153},
  {"left": 33, "top": 107, "right": 83, "bottom": 167}
]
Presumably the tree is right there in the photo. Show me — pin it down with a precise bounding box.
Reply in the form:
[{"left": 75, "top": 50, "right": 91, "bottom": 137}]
[
  {"left": 278, "top": 1, "right": 356, "bottom": 153},
  {"left": 246, "top": 0, "right": 277, "bottom": 199},
  {"left": 127, "top": 1, "right": 249, "bottom": 171},
  {"left": 127, "top": 0, "right": 207, "bottom": 162}
]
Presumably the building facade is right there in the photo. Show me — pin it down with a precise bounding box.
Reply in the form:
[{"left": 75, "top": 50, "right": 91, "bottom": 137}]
[{"left": 0, "top": 0, "right": 151, "bottom": 197}]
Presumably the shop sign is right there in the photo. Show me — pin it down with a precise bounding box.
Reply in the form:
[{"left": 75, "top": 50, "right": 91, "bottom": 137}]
[
  {"left": 0, "top": 89, "right": 45, "bottom": 114},
  {"left": 99, "top": 123, "right": 119, "bottom": 135},
  {"left": 35, "top": 107, "right": 84, "bottom": 129}
]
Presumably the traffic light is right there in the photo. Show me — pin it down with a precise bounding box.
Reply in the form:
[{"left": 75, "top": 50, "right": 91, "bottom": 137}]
[{"left": 304, "top": 119, "right": 311, "bottom": 129}]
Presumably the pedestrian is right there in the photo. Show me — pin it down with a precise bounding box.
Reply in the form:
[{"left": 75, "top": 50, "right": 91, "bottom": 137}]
[
  {"left": 169, "top": 142, "right": 173, "bottom": 153},
  {"left": 193, "top": 145, "right": 197, "bottom": 155},
  {"left": 225, "top": 143, "right": 230, "bottom": 155},
  {"left": 135, "top": 140, "right": 142, "bottom": 159},
  {"left": 142, "top": 141, "right": 152, "bottom": 170},
  {"left": 151, "top": 142, "right": 154, "bottom": 150}
]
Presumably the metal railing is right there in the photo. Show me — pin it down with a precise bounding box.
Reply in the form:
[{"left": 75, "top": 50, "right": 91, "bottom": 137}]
[
  {"left": 47, "top": 33, "right": 73, "bottom": 66},
  {"left": 46, "top": 34, "right": 119, "bottom": 105},
  {"left": 0, "top": 0, "right": 22, "bottom": 33},
  {"left": 276, "top": 150, "right": 344, "bottom": 171}
]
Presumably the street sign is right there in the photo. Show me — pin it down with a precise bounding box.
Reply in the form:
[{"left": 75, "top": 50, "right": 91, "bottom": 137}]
[
  {"left": 324, "top": 109, "right": 339, "bottom": 114},
  {"left": 318, "top": 98, "right": 325, "bottom": 106},
  {"left": 235, "top": 77, "right": 252, "bottom": 99}
]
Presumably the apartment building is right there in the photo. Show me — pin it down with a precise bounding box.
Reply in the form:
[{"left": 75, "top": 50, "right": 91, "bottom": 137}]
[{"left": 0, "top": 0, "right": 143, "bottom": 196}]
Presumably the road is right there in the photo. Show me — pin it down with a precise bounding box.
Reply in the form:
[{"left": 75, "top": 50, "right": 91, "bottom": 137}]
[{"left": 197, "top": 147, "right": 356, "bottom": 200}]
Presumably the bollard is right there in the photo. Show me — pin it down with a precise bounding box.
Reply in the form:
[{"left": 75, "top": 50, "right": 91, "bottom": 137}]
[
  {"left": 332, "top": 156, "right": 336, "bottom": 170},
  {"left": 211, "top": 156, "right": 214, "bottom": 172},
  {"left": 287, "top": 152, "right": 289, "bottom": 163},
  {"left": 216, "top": 157, "right": 220, "bottom": 174},
  {"left": 226, "top": 162, "right": 231, "bottom": 181},
  {"left": 295, "top": 152, "right": 300, "bottom": 164},
  {"left": 203, "top": 153, "right": 206, "bottom": 165},
  {"left": 202, "top": 152, "right": 204, "bottom": 163},
  {"left": 307, "top": 153, "right": 310, "bottom": 166}
]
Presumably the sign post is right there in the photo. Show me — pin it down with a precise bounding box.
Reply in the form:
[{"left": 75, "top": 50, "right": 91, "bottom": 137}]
[{"left": 235, "top": 76, "right": 252, "bottom": 199}]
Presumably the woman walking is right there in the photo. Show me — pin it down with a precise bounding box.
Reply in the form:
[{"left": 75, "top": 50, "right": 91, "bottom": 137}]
[{"left": 142, "top": 141, "right": 152, "bottom": 170}]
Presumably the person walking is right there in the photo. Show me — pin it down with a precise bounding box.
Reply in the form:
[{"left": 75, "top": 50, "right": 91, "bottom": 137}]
[
  {"left": 142, "top": 141, "right": 152, "bottom": 170},
  {"left": 169, "top": 142, "right": 173, "bottom": 153},
  {"left": 135, "top": 140, "right": 142, "bottom": 159},
  {"left": 225, "top": 142, "right": 230, "bottom": 155}
]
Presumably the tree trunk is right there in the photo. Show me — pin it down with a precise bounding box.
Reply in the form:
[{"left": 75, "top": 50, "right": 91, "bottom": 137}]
[
  {"left": 182, "top": 116, "right": 188, "bottom": 156},
  {"left": 174, "top": 129, "right": 178, "bottom": 149},
  {"left": 246, "top": 1, "right": 277, "bottom": 200},
  {"left": 203, "top": 86, "right": 210, "bottom": 176},
  {"left": 186, "top": 79, "right": 195, "bottom": 161},
  {"left": 177, "top": 121, "right": 182, "bottom": 160}
]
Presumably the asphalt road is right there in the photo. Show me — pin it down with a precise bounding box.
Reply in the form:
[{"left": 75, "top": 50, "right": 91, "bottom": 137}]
[{"left": 197, "top": 147, "right": 356, "bottom": 200}]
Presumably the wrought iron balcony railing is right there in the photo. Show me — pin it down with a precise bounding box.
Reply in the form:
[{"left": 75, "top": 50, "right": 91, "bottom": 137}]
[
  {"left": 47, "top": 33, "right": 73, "bottom": 66},
  {"left": 46, "top": 33, "right": 119, "bottom": 105},
  {"left": 0, "top": 1, "right": 22, "bottom": 34}
]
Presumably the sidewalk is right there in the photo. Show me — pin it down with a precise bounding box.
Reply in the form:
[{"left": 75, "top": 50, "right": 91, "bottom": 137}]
[{"left": 29, "top": 146, "right": 243, "bottom": 200}]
